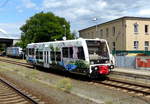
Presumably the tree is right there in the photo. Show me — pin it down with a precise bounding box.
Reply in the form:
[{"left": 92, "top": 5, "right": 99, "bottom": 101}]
[{"left": 18, "top": 12, "right": 74, "bottom": 48}]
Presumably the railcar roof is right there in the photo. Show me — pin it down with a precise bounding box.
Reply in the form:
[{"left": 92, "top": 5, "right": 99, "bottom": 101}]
[{"left": 27, "top": 38, "right": 107, "bottom": 46}]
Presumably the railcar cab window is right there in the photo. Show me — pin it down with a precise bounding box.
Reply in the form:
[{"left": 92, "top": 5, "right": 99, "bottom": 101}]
[{"left": 86, "top": 40, "right": 109, "bottom": 64}]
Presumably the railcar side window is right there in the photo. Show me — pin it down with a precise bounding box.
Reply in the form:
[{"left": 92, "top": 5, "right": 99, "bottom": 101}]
[
  {"left": 69, "top": 47, "right": 73, "bottom": 58},
  {"left": 51, "top": 51, "right": 55, "bottom": 61},
  {"left": 28, "top": 48, "right": 34, "bottom": 55},
  {"left": 77, "top": 47, "right": 85, "bottom": 60},
  {"left": 29, "top": 48, "right": 31, "bottom": 55},
  {"left": 62, "top": 47, "right": 68, "bottom": 58},
  {"left": 31, "top": 48, "right": 34, "bottom": 55},
  {"left": 56, "top": 52, "right": 61, "bottom": 61},
  {"left": 39, "top": 52, "right": 43, "bottom": 59},
  {"left": 35, "top": 50, "right": 43, "bottom": 60},
  {"left": 36, "top": 50, "right": 38, "bottom": 59},
  {"left": 62, "top": 47, "right": 73, "bottom": 58}
]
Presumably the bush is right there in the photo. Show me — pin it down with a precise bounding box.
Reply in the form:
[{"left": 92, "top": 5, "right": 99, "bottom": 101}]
[
  {"left": 105, "top": 101, "right": 113, "bottom": 104},
  {"left": 57, "top": 78, "right": 73, "bottom": 92}
]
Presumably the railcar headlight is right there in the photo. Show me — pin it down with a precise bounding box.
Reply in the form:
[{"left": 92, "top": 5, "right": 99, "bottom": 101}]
[
  {"left": 105, "top": 61, "right": 109, "bottom": 63},
  {"left": 95, "top": 67, "right": 98, "bottom": 70},
  {"left": 92, "top": 66, "right": 98, "bottom": 71}
]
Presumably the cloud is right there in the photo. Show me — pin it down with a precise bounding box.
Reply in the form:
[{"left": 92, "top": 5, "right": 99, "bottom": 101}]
[
  {"left": 139, "top": 9, "right": 150, "bottom": 16},
  {"left": 42, "top": 0, "right": 108, "bottom": 20},
  {"left": 43, "top": 0, "right": 62, "bottom": 8},
  {"left": 8, "top": 0, "right": 150, "bottom": 35},
  {"left": 94, "top": 0, "right": 108, "bottom": 10},
  {"left": 0, "top": 22, "right": 23, "bottom": 38},
  {"left": 16, "top": 6, "right": 23, "bottom": 13},
  {"left": 22, "top": 0, "right": 37, "bottom": 9}
]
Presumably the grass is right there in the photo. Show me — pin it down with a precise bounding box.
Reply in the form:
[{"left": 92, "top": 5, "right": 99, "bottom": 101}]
[
  {"left": 24, "top": 70, "right": 39, "bottom": 80},
  {"left": 104, "top": 101, "right": 113, "bottom": 104},
  {"left": 0, "top": 60, "right": 74, "bottom": 94},
  {"left": 0, "top": 61, "right": 39, "bottom": 80},
  {"left": 56, "top": 78, "right": 73, "bottom": 92}
]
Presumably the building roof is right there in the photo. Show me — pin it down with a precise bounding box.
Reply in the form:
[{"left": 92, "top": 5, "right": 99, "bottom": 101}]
[
  {"left": 0, "top": 32, "right": 20, "bottom": 40},
  {"left": 79, "top": 16, "right": 150, "bottom": 32}
]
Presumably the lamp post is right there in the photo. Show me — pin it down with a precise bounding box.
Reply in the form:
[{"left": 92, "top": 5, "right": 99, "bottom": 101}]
[
  {"left": 92, "top": 17, "right": 98, "bottom": 38},
  {"left": 63, "top": 25, "right": 66, "bottom": 40}
]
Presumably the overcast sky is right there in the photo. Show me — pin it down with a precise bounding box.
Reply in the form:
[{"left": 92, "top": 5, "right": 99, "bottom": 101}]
[{"left": 0, "top": 0, "right": 150, "bottom": 38}]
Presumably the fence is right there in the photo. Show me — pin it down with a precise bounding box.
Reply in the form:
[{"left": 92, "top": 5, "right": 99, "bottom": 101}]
[{"left": 115, "top": 56, "right": 136, "bottom": 68}]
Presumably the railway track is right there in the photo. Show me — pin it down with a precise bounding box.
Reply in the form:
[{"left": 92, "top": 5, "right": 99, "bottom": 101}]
[
  {"left": 110, "top": 71, "right": 150, "bottom": 81},
  {"left": 96, "top": 78, "right": 150, "bottom": 98},
  {"left": 0, "top": 77, "right": 40, "bottom": 104},
  {"left": 0, "top": 58, "right": 33, "bottom": 68}
]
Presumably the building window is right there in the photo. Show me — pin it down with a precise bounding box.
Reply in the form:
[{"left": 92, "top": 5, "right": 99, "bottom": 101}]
[
  {"left": 134, "top": 23, "right": 138, "bottom": 33},
  {"left": 144, "top": 41, "right": 149, "bottom": 51},
  {"left": 112, "top": 42, "right": 115, "bottom": 51},
  {"left": 106, "top": 28, "right": 109, "bottom": 37},
  {"left": 133, "top": 41, "right": 139, "bottom": 50},
  {"left": 145, "top": 25, "right": 149, "bottom": 34},
  {"left": 112, "top": 26, "right": 115, "bottom": 36},
  {"left": 100, "top": 29, "right": 103, "bottom": 37},
  {"left": 91, "top": 32, "right": 94, "bottom": 38}
]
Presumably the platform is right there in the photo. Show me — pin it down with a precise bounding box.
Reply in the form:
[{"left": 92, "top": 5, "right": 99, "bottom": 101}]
[{"left": 112, "top": 67, "right": 150, "bottom": 77}]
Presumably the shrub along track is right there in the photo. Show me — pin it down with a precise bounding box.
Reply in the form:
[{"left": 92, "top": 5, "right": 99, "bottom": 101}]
[{"left": 0, "top": 76, "right": 41, "bottom": 104}]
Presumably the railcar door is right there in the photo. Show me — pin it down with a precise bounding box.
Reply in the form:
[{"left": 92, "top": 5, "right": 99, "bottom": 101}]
[{"left": 44, "top": 50, "right": 50, "bottom": 68}]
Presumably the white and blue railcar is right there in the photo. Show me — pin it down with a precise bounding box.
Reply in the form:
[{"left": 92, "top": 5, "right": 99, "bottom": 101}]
[
  {"left": 6, "top": 47, "right": 23, "bottom": 58},
  {"left": 26, "top": 38, "right": 113, "bottom": 78}
]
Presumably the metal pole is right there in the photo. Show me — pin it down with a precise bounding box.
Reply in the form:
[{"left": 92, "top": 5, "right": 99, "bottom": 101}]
[
  {"left": 65, "top": 26, "right": 66, "bottom": 38},
  {"left": 63, "top": 25, "right": 66, "bottom": 40},
  {"left": 92, "top": 18, "right": 98, "bottom": 38}
]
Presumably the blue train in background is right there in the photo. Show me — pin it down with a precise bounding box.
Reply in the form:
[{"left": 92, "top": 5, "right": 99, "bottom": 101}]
[{"left": 6, "top": 47, "right": 24, "bottom": 58}]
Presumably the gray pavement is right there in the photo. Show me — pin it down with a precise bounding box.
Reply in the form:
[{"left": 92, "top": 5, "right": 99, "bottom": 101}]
[{"left": 113, "top": 67, "right": 150, "bottom": 76}]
